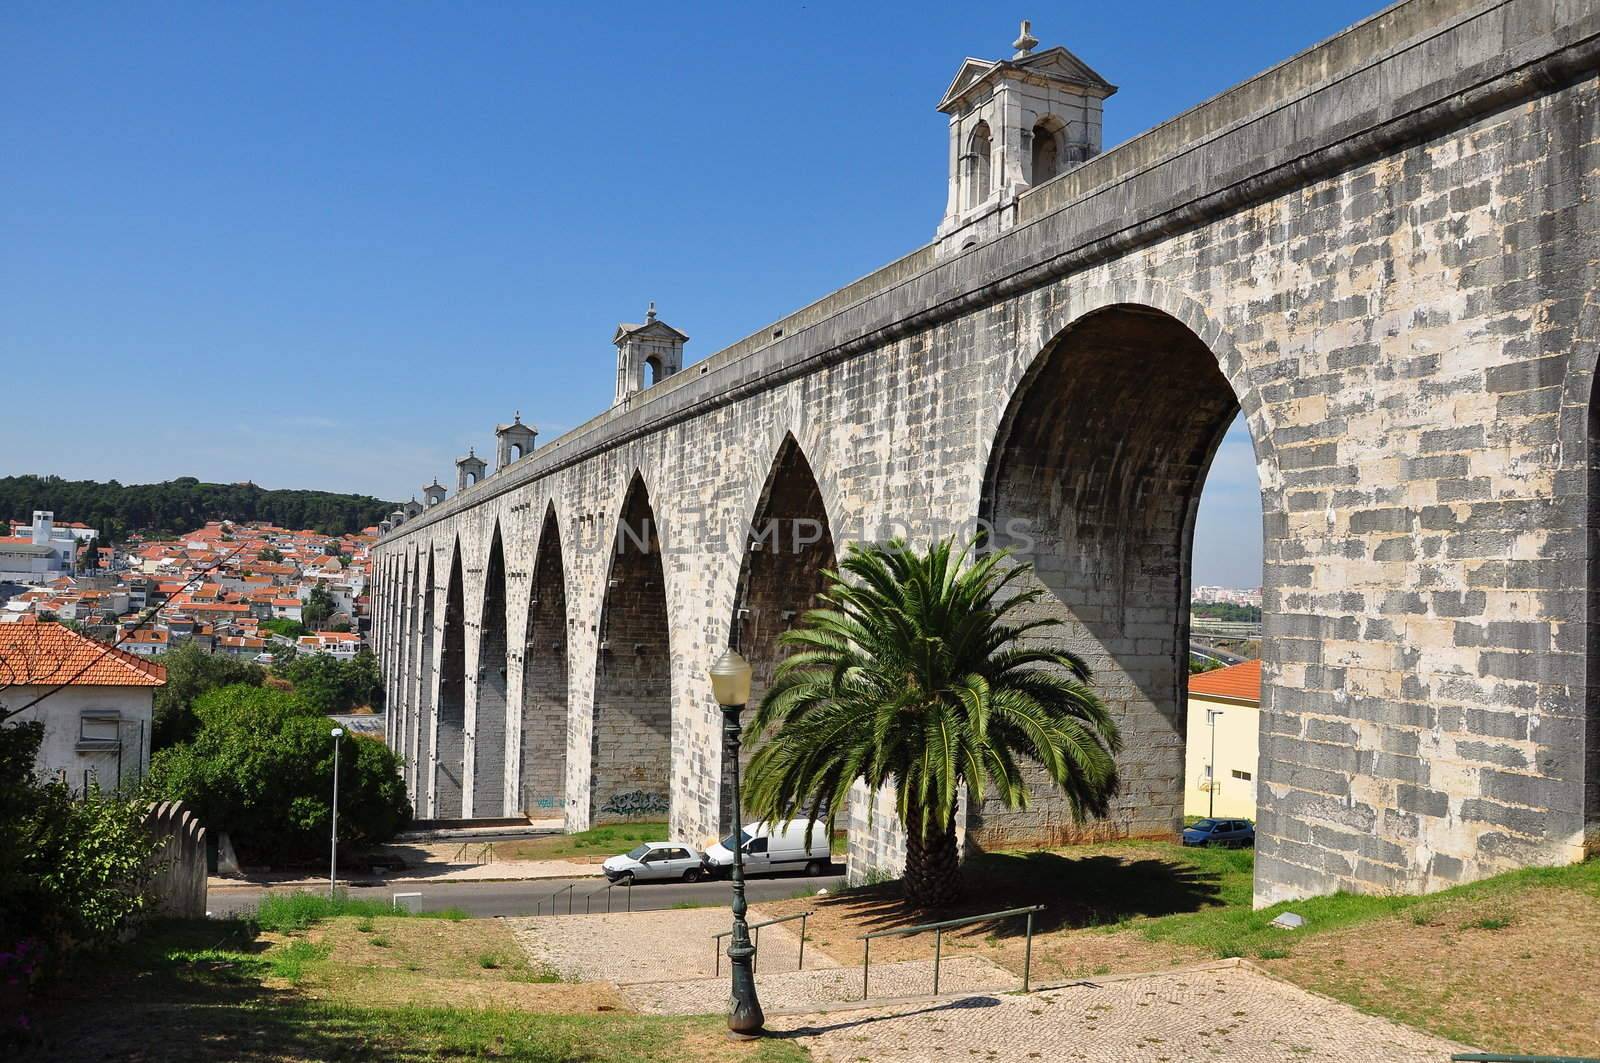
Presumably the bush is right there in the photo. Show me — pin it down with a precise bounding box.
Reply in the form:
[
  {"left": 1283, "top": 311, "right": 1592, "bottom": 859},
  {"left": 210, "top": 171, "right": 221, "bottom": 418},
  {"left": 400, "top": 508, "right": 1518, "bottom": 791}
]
[
  {"left": 148, "top": 685, "right": 410, "bottom": 864},
  {"left": 0, "top": 721, "right": 160, "bottom": 963},
  {"left": 152, "top": 642, "right": 265, "bottom": 748},
  {"left": 275, "top": 651, "right": 383, "bottom": 713}
]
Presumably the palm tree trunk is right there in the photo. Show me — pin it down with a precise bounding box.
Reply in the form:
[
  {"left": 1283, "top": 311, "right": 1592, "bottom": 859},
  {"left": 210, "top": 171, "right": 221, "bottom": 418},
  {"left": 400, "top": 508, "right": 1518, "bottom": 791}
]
[{"left": 901, "top": 805, "right": 960, "bottom": 909}]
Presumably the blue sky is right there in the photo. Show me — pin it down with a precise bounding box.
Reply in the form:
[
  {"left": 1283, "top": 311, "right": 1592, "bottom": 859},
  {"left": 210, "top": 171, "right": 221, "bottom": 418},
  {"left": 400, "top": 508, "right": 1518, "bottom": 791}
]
[{"left": 2, "top": 1, "right": 1383, "bottom": 586}]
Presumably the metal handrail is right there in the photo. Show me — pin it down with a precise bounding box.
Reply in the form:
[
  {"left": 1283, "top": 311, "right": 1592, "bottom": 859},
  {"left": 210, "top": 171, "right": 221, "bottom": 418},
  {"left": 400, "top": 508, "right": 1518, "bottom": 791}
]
[
  {"left": 452, "top": 841, "right": 496, "bottom": 865},
  {"left": 535, "top": 882, "right": 576, "bottom": 916},
  {"left": 713, "top": 910, "right": 813, "bottom": 976},
  {"left": 584, "top": 878, "right": 633, "bottom": 914},
  {"left": 857, "top": 904, "right": 1044, "bottom": 1000},
  {"left": 1452, "top": 1056, "right": 1600, "bottom": 1062}
]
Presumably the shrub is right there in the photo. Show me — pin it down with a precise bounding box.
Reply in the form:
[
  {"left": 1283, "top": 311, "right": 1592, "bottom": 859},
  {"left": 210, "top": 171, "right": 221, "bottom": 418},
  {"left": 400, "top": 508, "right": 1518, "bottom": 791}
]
[
  {"left": 0, "top": 721, "right": 160, "bottom": 975},
  {"left": 148, "top": 685, "right": 410, "bottom": 863},
  {"left": 152, "top": 642, "right": 266, "bottom": 749}
]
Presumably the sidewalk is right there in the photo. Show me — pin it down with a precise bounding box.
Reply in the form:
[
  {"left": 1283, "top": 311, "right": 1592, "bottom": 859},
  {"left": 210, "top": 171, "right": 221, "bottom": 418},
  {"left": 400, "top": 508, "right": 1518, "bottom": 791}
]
[{"left": 208, "top": 856, "right": 602, "bottom": 890}]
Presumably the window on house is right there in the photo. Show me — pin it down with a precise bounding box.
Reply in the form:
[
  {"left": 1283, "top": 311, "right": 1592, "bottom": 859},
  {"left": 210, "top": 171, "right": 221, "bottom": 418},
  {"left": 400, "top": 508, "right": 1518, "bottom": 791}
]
[{"left": 1232, "top": 769, "right": 1252, "bottom": 781}]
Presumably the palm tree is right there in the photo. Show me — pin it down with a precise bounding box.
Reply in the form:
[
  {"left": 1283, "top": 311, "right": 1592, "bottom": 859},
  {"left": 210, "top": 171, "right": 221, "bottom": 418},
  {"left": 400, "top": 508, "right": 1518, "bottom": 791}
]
[{"left": 743, "top": 537, "right": 1122, "bottom": 909}]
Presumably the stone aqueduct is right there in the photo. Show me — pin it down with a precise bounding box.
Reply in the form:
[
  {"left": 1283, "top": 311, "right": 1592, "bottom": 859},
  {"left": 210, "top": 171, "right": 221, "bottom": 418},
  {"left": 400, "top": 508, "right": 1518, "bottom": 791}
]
[{"left": 373, "top": 0, "right": 1600, "bottom": 905}]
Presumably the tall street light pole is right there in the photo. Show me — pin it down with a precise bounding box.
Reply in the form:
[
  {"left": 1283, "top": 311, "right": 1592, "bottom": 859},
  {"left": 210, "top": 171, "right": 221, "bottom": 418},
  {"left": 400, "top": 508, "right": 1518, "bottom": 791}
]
[
  {"left": 329, "top": 726, "right": 344, "bottom": 899},
  {"left": 709, "top": 648, "right": 764, "bottom": 1038},
  {"left": 1206, "top": 709, "right": 1224, "bottom": 819}
]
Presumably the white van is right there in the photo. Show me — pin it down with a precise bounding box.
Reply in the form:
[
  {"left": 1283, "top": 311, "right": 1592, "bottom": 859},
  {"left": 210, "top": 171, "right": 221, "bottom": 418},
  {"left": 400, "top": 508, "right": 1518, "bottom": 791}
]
[{"left": 704, "top": 819, "right": 833, "bottom": 878}]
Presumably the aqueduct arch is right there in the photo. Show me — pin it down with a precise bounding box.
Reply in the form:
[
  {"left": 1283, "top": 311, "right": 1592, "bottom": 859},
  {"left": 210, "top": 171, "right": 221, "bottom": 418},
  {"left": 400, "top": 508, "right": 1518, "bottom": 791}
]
[
  {"left": 435, "top": 543, "right": 467, "bottom": 818},
  {"left": 977, "top": 303, "right": 1265, "bottom": 847},
  {"left": 520, "top": 504, "right": 570, "bottom": 818},
  {"left": 474, "top": 524, "right": 510, "bottom": 817},
  {"left": 722, "top": 434, "right": 839, "bottom": 832},
  {"left": 590, "top": 473, "right": 674, "bottom": 824}
]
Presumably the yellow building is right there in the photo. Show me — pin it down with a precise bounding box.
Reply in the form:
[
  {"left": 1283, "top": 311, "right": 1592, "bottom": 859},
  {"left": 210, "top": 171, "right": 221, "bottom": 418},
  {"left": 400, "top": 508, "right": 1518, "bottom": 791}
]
[{"left": 1183, "top": 659, "right": 1260, "bottom": 821}]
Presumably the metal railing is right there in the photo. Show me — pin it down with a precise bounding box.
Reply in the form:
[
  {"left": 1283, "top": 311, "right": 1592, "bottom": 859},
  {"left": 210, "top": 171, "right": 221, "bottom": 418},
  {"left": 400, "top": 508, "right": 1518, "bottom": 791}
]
[
  {"left": 713, "top": 911, "right": 813, "bottom": 977},
  {"left": 858, "top": 904, "right": 1044, "bottom": 1000},
  {"left": 535, "top": 882, "right": 576, "bottom": 916},
  {"left": 452, "top": 841, "right": 496, "bottom": 865},
  {"left": 1452, "top": 1050, "right": 1600, "bottom": 1056},
  {"left": 583, "top": 878, "right": 633, "bottom": 914}
]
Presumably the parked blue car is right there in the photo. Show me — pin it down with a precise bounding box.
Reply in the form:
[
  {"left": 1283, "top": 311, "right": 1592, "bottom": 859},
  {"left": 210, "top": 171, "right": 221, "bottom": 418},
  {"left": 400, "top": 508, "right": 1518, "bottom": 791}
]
[{"left": 1182, "top": 818, "right": 1255, "bottom": 848}]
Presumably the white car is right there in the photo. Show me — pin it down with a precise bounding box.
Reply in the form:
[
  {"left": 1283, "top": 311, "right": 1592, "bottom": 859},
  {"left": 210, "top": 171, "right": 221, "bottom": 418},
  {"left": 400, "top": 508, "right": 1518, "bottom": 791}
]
[
  {"left": 704, "top": 819, "right": 833, "bottom": 878},
  {"left": 601, "top": 841, "right": 709, "bottom": 884}
]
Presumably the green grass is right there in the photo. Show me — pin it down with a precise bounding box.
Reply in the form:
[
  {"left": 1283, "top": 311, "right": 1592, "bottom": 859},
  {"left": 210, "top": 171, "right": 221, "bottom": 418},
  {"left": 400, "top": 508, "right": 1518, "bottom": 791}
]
[
  {"left": 1133, "top": 855, "right": 1600, "bottom": 960},
  {"left": 496, "top": 821, "right": 671, "bottom": 862},
  {"left": 267, "top": 940, "right": 330, "bottom": 985},
  {"left": 254, "top": 891, "right": 467, "bottom": 932},
  {"left": 29, "top": 918, "right": 810, "bottom": 1062}
]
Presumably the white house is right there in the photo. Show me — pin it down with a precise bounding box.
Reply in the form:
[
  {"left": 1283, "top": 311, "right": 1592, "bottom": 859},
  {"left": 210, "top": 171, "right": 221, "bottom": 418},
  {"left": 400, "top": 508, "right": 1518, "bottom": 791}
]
[{"left": 0, "top": 619, "right": 166, "bottom": 791}]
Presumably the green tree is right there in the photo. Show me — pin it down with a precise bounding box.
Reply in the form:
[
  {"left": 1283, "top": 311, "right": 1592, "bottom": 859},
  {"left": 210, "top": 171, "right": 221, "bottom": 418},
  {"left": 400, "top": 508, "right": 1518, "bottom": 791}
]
[
  {"left": 276, "top": 651, "right": 382, "bottom": 713},
  {"left": 151, "top": 642, "right": 266, "bottom": 749},
  {"left": 78, "top": 536, "right": 99, "bottom": 573},
  {"left": 147, "top": 685, "right": 410, "bottom": 862},
  {"left": 302, "top": 585, "right": 336, "bottom": 630},
  {"left": 257, "top": 547, "right": 283, "bottom": 563},
  {"left": 744, "top": 539, "right": 1121, "bottom": 909},
  {"left": 0, "top": 720, "right": 159, "bottom": 962}
]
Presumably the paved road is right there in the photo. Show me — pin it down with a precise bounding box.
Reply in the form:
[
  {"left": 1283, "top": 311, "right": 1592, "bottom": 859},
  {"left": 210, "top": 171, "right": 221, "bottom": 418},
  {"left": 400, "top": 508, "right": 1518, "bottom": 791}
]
[{"left": 208, "top": 871, "right": 846, "bottom": 919}]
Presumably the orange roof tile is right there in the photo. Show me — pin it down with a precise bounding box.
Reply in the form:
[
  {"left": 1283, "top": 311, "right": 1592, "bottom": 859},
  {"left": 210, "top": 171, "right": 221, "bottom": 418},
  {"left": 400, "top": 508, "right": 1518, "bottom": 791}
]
[
  {"left": 0, "top": 623, "right": 167, "bottom": 687},
  {"left": 1187, "top": 659, "right": 1260, "bottom": 704}
]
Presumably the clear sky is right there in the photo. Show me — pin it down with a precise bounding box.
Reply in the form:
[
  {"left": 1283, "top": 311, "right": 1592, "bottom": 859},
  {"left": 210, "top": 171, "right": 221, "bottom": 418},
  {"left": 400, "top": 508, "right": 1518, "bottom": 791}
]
[{"left": 3, "top": 1, "right": 1385, "bottom": 586}]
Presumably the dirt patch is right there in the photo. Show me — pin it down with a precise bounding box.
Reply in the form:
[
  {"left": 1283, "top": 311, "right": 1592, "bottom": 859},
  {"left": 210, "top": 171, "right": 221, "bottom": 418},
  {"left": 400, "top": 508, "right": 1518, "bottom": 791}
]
[{"left": 1261, "top": 885, "right": 1600, "bottom": 1057}]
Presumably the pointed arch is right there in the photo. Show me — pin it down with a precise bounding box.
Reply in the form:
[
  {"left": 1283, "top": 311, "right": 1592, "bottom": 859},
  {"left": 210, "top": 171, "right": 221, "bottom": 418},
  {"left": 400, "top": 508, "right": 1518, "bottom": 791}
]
[
  {"left": 415, "top": 549, "right": 438, "bottom": 816},
  {"left": 520, "top": 503, "right": 570, "bottom": 817},
  {"left": 590, "top": 472, "right": 673, "bottom": 824},
  {"left": 435, "top": 540, "right": 467, "bottom": 818},
  {"left": 474, "top": 523, "right": 510, "bottom": 817},
  {"left": 724, "top": 433, "right": 838, "bottom": 832},
  {"left": 977, "top": 302, "right": 1258, "bottom": 847}
]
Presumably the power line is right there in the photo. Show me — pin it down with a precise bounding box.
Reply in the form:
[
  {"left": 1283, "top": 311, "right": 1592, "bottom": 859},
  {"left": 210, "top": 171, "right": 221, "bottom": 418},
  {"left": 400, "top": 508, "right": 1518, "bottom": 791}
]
[{"left": 0, "top": 537, "right": 256, "bottom": 723}]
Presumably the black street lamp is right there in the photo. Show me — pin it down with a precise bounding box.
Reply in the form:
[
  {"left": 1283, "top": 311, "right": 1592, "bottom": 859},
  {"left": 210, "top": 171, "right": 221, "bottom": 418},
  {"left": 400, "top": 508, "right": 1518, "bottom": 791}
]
[{"left": 708, "top": 648, "right": 764, "bottom": 1038}]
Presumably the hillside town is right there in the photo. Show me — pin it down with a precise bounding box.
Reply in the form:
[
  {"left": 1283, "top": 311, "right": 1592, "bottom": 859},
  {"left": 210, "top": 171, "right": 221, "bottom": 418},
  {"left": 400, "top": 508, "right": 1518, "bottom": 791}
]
[{"left": 0, "top": 509, "right": 375, "bottom": 663}]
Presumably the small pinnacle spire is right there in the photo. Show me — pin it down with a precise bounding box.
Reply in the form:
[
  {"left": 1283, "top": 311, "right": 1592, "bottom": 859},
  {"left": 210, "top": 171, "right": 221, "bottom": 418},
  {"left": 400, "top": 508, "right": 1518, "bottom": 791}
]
[
  {"left": 514, "top": 409, "right": 521, "bottom": 423},
  {"left": 646, "top": 301, "right": 657, "bottom": 322},
  {"left": 468, "top": 446, "right": 475, "bottom": 458},
  {"left": 1013, "top": 19, "right": 1038, "bottom": 59}
]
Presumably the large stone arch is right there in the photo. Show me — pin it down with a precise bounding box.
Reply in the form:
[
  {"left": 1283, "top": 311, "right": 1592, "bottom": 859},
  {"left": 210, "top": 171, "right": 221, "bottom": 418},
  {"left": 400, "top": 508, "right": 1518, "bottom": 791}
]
[
  {"left": 415, "top": 548, "right": 437, "bottom": 816},
  {"left": 976, "top": 297, "right": 1275, "bottom": 850},
  {"left": 435, "top": 540, "right": 467, "bottom": 818},
  {"left": 719, "top": 431, "right": 840, "bottom": 833},
  {"left": 589, "top": 470, "right": 674, "bottom": 824},
  {"left": 473, "top": 522, "right": 510, "bottom": 818},
  {"left": 520, "top": 502, "right": 571, "bottom": 819}
]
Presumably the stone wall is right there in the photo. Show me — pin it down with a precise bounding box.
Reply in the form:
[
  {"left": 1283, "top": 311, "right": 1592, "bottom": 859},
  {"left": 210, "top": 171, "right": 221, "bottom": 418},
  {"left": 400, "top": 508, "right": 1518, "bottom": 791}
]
[
  {"left": 143, "top": 801, "right": 206, "bottom": 919},
  {"left": 373, "top": 0, "right": 1600, "bottom": 905}
]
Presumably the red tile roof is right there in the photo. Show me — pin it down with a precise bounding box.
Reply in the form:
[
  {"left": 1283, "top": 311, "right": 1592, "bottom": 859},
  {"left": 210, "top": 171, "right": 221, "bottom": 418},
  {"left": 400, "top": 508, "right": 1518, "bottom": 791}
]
[
  {"left": 1187, "top": 659, "right": 1261, "bottom": 704},
  {"left": 0, "top": 622, "right": 167, "bottom": 687}
]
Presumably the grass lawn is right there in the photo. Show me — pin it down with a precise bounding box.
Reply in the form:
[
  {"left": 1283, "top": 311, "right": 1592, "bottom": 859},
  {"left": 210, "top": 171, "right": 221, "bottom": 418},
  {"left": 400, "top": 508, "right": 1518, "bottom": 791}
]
[
  {"left": 494, "top": 821, "right": 672, "bottom": 863},
  {"left": 21, "top": 892, "right": 809, "bottom": 1062},
  {"left": 762, "top": 840, "right": 1600, "bottom": 1056}
]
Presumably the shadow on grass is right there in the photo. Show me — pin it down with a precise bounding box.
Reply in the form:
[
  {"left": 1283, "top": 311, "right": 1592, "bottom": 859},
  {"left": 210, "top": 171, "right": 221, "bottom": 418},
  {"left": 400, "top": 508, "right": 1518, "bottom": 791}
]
[
  {"left": 20, "top": 919, "right": 424, "bottom": 1062},
  {"left": 818, "top": 849, "right": 1235, "bottom": 940}
]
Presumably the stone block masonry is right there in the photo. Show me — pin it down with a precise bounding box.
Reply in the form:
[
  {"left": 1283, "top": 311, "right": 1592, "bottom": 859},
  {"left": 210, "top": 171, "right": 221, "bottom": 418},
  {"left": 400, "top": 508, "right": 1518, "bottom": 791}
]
[{"left": 373, "top": 0, "right": 1600, "bottom": 905}]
